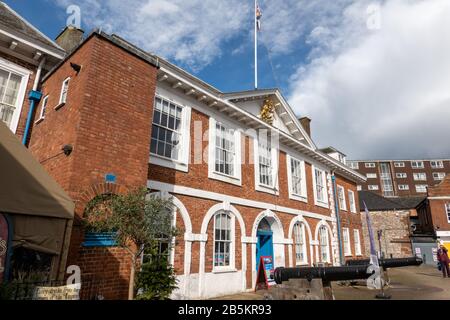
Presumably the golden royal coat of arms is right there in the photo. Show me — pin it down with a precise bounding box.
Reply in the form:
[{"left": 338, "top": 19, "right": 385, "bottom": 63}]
[{"left": 260, "top": 99, "right": 275, "bottom": 125}]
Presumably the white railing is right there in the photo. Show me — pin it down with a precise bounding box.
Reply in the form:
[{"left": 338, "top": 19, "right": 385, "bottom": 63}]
[{"left": 0, "top": 103, "right": 15, "bottom": 128}]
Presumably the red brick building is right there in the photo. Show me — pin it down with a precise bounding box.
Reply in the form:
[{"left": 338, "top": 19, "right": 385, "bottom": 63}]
[
  {"left": 416, "top": 176, "right": 450, "bottom": 253},
  {"left": 2, "top": 5, "right": 368, "bottom": 299},
  {"left": 347, "top": 159, "right": 450, "bottom": 197}
]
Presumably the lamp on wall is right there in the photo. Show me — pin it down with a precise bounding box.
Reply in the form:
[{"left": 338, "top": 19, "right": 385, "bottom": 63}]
[
  {"left": 62, "top": 144, "right": 73, "bottom": 156},
  {"left": 70, "top": 62, "right": 82, "bottom": 74}
]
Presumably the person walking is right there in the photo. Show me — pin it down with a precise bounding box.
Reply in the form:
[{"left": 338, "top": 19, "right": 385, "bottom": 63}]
[{"left": 437, "top": 244, "right": 450, "bottom": 278}]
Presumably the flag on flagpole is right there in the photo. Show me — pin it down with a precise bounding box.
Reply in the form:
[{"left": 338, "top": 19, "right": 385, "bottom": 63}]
[
  {"left": 364, "top": 201, "right": 379, "bottom": 267},
  {"left": 256, "top": 3, "right": 262, "bottom": 31}
]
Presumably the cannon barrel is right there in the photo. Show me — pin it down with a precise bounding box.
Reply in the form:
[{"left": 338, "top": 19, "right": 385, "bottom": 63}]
[
  {"left": 273, "top": 265, "right": 374, "bottom": 284},
  {"left": 345, "top": 257, "right": 423, "bottom": 268},
  {"left": 273, "top": 257, "right": 423, "bottom": 285}
]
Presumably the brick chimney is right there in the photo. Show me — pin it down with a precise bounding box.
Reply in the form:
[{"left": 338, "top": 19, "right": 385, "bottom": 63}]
[
  {"left": 299, "top": 117, "right": 311, "bottom": 137},
  {"left": 55, "top": 25, "right": 84, "bottom": 53}
]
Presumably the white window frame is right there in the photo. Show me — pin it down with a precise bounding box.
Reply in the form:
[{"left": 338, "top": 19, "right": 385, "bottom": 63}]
[
  {"left": 446, "top": 203, "right": 450, "bottom": 224},
  {"left": 413, "top": 173, "right": 427, "bottom": 181},
  {"left": 348, "top": 190, "right": 356, "bottom": 213},
  {"left": 0, "top": 56, "right": 30, "bottom": 133},
  {"left": 348, "top": 162, "right": 359, "bottom": 169},
  {"left": 35, "top": 95, "right": 49, "bottom": 124},
  {"left": 343, "top": 228, "right": 352, "bottom": 256},
  {"left": 431, "top": 161, "right": 444, "bottom": 169},
  {"left": 398, "top": 184, "right": 410, "bottom": 191},
  {"left": 208, "top": 117, "right": 242, "bottom": 186},
  {"left": 365, "top": 163, "right": 376, "bottom": 168},
  {"left": 433, "top": 172, "right": 445, "bottom": 181},
  {"left": 293, "top": 222, "right": 308, "bottom": 265},
  {"left": 396, "top": 173, "right": 407, "bottom": 179},
  {"left": 411, "top": 161, "right": 424, "bottom": 169},
  {"left": 287, "top": 154, "right": 307, "bottom": 202},
  {"left": 253, "top": 133, "right": 279, "bottom": 195},
  {"left": 357, "top": 185, "right": 362, "bottom": 191},
  {"left": 366, "top": 173, "right": 377, "bottom": 179},
  {"left": 415, "top": 185, "right": 428, "bottom": 193},
  {"left": 141, "top": 203, "right": 177, "bottom": 268},
  {"left": 354, "top": 229, "right": 362, "bottom": 256},
  {"left": 319, "top": 225, "right": 330, "bottom": 263},
  {"left": 149, "top": 94, "right": 192, "bottom": 172},
  {"left": 368, "top": 185, "right": 379, "bottom": 191},
  {"left": 212, "top": 211, "right": 236, "bottom": 272},
  {"left": 312, "top": 165, "right": 329, "bottom": 208},
  {"left": 337, "top": 185, "right": 347, "bottom": 211},
  {"left": 55, "top": 77, "right": 70, "bottom": 109},
  {"left": 394, "top": 162, "right": 405, "bottom": 168}
]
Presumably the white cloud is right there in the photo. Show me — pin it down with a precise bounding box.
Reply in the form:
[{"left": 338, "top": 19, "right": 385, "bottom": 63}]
[
  {"left": 52, "top": 0, "right": 450, "bottom": 159},
  {"left": 54, "top": 0, "right": 251, "bottom": 70},
  {"left": 288, "top": 0, "right": 450, "bottom": 159}
]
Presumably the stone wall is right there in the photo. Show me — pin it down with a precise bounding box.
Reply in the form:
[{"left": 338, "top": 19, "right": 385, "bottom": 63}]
[{"left": 360, "top": 210, "right": 413, "bottom": 258}]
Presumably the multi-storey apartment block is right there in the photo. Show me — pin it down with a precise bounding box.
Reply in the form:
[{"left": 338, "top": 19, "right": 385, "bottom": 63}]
[{"left": 347, "top": 159, "right": 450, "bottom": 197}]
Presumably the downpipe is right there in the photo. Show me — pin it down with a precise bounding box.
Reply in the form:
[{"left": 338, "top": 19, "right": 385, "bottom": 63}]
[
  {"left": 331, "top": 173, "right": 344, "bottom": 266},
  {"left": 22, "top": 57, "right": 46, "bottom": 146}
]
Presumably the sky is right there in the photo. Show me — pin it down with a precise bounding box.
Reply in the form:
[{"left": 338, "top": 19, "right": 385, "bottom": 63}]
[{"left": 5, "top": 0, "right": 450, "bottom": 160}]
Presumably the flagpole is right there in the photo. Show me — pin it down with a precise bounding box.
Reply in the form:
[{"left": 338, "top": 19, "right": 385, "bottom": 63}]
[{"left": 254, "top": 0, "right": 258, "bottom": 89}]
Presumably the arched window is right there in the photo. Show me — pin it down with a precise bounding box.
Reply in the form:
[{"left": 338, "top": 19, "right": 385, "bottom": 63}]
[
  {"left": 143, "top": 205, "right": 176, "bottom": 266},
  {"left": 319, "top": 225, "right": 330, "bottom": 263},
  {"left": 293, "top": 222, "right": 307, "bottom": 265},
  {"left": 213, "top": 211, "right": 234, "bottom": 269}
]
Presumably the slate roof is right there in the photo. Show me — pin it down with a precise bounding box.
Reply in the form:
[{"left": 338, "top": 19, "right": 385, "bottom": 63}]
[
  {"left": 0, "top": 2, "right": 63, "bottom": 51},
  {"left": 358, "top": 191, "right": 426, "bottom": 211}
]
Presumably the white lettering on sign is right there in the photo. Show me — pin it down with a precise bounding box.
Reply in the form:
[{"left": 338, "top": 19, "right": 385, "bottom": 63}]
[{"left": 33, "top": 283, "right": 81, "bottom": 300}]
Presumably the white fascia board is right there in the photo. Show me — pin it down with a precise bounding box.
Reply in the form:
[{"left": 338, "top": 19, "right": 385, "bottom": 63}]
[
  {"left": 274, "top": 90, "right": 316, "bottom": 149},
  {"left": 0, "top": 28, "right": 65, "bottom": 60}
]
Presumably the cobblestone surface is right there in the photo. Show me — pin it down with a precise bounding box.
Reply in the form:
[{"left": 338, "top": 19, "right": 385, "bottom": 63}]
[{"left": 212, "top": 266, "right": 450, "bottom": 300}]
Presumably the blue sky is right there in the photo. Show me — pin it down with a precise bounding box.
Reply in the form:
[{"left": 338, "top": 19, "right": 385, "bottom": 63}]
[
  {"left": 4, "top": 0, "right": 305, "bottom": 93},
  {"left": 5, "top": 0, "right": 450, "bottom": 160}
]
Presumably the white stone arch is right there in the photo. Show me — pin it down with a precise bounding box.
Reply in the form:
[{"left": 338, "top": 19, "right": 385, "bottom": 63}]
[
  {"left": 250, "top": 210, "right": 286, "bottom": 285},
  {"left": 251, "top": 209, "right": 284, "bottom": 241},
  {"left": 150, "top": 191, "right": 192, "bottom": 233},
  {"left": 200, "top": 201, "right": 246, "bottom": 236},
  {"left": 149, "top": 191, "right": 192, "bottom": 298},
  {"left": 287, "top": 215, "right": 314, "bottom": 266},
  {"left": 314, "top": 220, "right": 334, "bottom": 264},
  {"left": 198, "top": 201, "right": 247, "bottom": 297}
]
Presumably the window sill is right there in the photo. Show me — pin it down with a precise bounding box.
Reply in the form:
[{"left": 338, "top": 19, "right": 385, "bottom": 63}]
[
  {"left": 295, "top": 262, "right": 309, "bottom": 267},
  {"left": 340, "top": 208, "right": 348, "bottom": 212},
  {"left": 35, "top": 117, "right": 44, "bottom": 124},
  {"left": 209, "top": 170, "right": 242, "bottom": 186},
  {"left": 256, "top": 183, "right": 279, "bottom": 195},
  {"left": 289, "top": 193, "right": 308, "bottom": 203},
  {"left": 149, "top": 153, "right": 188, "bottom": 172},
  {"left": 344, "top": 253, "right": 353, "bottom": 257},
  {"left": 212, "top": 267, "right": 237, "bottom": 274},
  {"left": 54, "top": 102, "right": 65, "bottom": 110},
  {"left": 315, "top": 201, "right": 329, "bottom": 209}
]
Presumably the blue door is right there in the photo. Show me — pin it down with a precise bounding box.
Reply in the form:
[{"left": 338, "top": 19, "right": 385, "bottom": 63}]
[{"left": 256, "top": 230, "right": 274, "bottom": 271}]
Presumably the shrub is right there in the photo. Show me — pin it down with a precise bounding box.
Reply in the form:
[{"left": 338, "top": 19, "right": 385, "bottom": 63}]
[{"left": 135, "top": 258, "right": 178, "bottom": 300}]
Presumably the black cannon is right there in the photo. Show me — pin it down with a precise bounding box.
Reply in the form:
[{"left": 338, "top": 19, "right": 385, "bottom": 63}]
[
  {"left": 273, "top": 265, "right": 372, "bottom": 284},
  {"left": 265, "top": 257, "right": 423, "bottom": 300},
  {"left": 273, "top": 257, "right": 423, "bottom": 285},
  {"left": 345, "top": 257, "right": 423, "bottom": 268}
]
